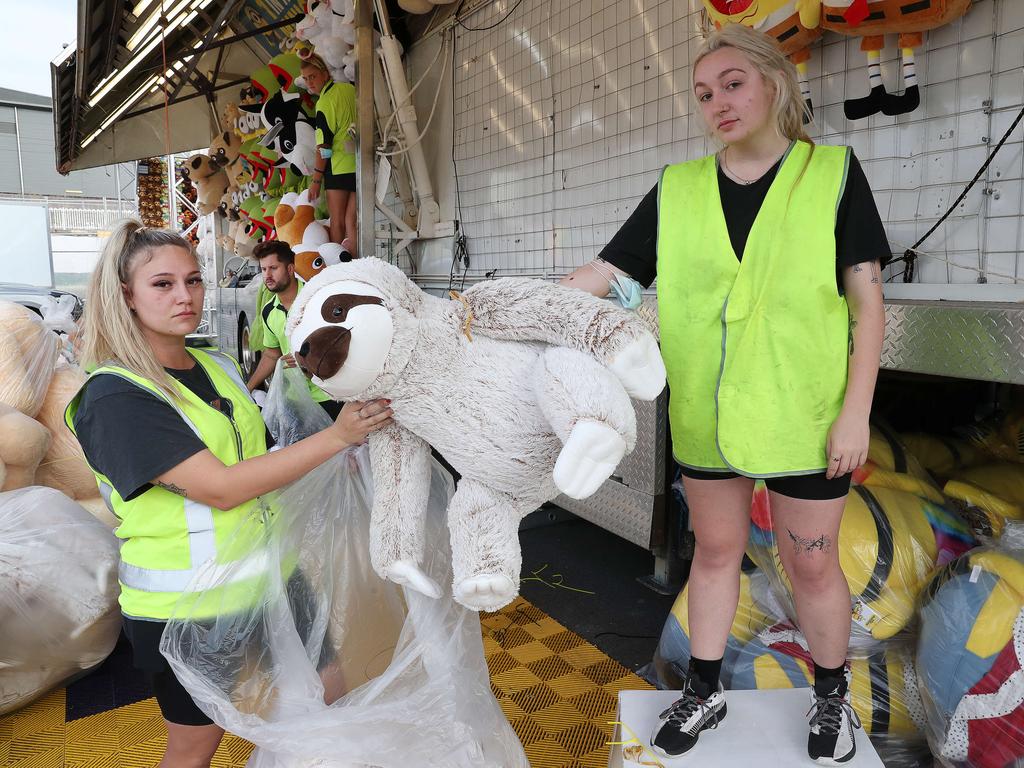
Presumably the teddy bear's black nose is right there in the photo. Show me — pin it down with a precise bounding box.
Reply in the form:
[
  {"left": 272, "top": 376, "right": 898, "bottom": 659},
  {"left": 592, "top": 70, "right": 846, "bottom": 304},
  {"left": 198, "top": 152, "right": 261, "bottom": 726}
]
[{"left": 299, "top": 341, "right": 310, "bottom": 357}]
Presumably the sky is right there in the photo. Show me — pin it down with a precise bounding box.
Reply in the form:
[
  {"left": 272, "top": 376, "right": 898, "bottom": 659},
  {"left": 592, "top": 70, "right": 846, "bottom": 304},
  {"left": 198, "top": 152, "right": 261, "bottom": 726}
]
[{"left": 1, "top": 0, "right": 78, "bottom": 97}]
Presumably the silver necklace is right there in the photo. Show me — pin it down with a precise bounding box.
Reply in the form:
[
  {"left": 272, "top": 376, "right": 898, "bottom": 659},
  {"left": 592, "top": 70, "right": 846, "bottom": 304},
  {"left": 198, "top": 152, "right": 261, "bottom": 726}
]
[{"left": 721, "top": 147, "right": 784, "bottom": 185}]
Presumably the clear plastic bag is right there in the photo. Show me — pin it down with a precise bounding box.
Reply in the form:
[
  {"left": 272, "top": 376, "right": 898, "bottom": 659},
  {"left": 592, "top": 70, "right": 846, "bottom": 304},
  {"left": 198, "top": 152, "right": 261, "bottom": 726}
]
[
  {"left": 0, "top": 486, "right": 121, "bottom": 714},
  {"left": 748, "top": 481, "right": 973, "bottom": 647},
  {"left": 730, "top": 623, "right": 929, "bottom": 765},
  {"left": 0, "top": 300, "right": 61, "bottom": 417},
  {"left": 944, "top": 462, "right": 1024, "bottom": 539},
  {"left": 161, "top": 448, "right": 527, "bottom": 767},
  {"left": 917, "top": 544, "right": 1024, "bottom": 768},
  {"left": 262, "top": 359, "right": 333, "bottom": 447},
  {"left": 649, "top": 565, "right": 785, "bottom": 690},
  {"left": 854, "top": 425, "right": 946, "bottom": 504}
]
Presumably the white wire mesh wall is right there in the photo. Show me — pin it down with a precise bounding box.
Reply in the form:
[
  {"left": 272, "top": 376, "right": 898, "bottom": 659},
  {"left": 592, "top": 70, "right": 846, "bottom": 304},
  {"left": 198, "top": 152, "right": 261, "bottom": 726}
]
[{"left": 438, "top": 0, "right": 1024, "bottom": 285}]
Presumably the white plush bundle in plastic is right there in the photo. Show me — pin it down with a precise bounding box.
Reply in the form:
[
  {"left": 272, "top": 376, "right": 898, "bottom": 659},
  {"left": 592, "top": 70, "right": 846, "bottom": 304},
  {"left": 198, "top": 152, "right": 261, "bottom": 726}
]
[
  {"left": 0, "top": 486, "right": 120, "bottom": 714},
  {"left": 162, "top": 369, "right": 528, "bottom": 768}
]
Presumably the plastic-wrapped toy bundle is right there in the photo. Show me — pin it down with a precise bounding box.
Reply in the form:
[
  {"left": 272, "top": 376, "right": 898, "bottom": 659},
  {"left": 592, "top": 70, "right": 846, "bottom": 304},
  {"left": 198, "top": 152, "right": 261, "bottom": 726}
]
[
  {"left": 0, "top": 300, "right": 61, "bottom": 417},
  {"left": 0, "top": 486, "right": 120, "bottom": 714},
  {"left": 917, "top": 544, "right": 1024, "bottom": 768},
  {"left": 943, "top": 462, "right": 1024, "bottom": 539},
  {"left": 747, "top": 481, "right": 973, "bottom": 647},
  {"left": 162, "top": 367, "right": 528, "bottom": 768},
  {"left": 901, "top": 432, "right": 983, "bottom": 480},
  {"left": 854, "top": 424, "right": 946, "bottom": 503},
  {"left": 649, "top": 564, "right": 784, "bottom": 690},
  {"left": 729, "top": 622, "right": 930, "bottom": 767},
  {"left": 958, "top": 406, "right": 1024, "bottom": 466}
]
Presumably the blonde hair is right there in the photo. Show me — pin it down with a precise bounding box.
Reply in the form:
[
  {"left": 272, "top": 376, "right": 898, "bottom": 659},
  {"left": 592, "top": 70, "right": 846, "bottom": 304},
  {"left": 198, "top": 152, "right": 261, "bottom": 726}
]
[
  {"left": 83, "top": 220, "right": 198, "bottom": 401},
  {"left": 693, "top": 24, "right": 813, "bottom": 148},
  {"left": 299, "top": 52, "right": 330, "bottom": 76}
]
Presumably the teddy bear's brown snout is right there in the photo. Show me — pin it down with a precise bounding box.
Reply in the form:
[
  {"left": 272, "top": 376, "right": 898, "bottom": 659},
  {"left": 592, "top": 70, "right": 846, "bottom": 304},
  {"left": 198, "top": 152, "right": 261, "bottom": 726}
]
[{"left": 295, "top": 326, "right": 352, "bottom": 380}]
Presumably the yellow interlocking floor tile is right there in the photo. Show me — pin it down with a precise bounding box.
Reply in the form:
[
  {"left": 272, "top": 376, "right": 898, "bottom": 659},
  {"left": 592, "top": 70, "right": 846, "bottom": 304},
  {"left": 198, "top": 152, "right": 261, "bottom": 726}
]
[
  {"left": 482, "top": 598, "right": 653, "bottom": 767},
  {"left": 1, "top": 597, "right": 650, "bottom": 768}
]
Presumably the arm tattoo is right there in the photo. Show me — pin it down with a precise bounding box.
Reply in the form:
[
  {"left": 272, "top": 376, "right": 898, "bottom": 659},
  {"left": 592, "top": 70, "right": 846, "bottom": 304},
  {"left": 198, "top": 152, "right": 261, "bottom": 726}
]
[
  {"left": 852, "top": 263, "right": 863, "bottom": 273},
  {"left": 156, "top": 480, "right": 187, "bottom": 497},
  {"left": 848, "top": 312, "right": 858, "bottom": 356},
  {"left": 869, "top": 261, "right": 880, "bottom": 284},
  {"left": 787, "top": 528, "right": 832, "bottom": 555}
]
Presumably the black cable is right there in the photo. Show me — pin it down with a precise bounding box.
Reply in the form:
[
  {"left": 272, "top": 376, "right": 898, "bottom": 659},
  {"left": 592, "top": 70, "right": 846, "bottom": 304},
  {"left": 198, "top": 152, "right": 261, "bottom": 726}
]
[
  {"left": 594, "top": 631, "right": 659, "bottom": 641},
  {"left": 886, "top": 103, "right": 1024, "bottom": 283},
  {"left": 448, "top": 16, "right": 469, "bottom": 293},
  {"left": 456, "top": 0, "right": 524, "bottom": 31}
]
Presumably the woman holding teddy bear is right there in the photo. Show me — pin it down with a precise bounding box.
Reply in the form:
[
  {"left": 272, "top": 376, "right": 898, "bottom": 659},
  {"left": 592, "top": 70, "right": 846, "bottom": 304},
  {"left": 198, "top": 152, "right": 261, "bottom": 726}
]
[{"left": 66, "top": 221, "right": 391, "bottom": 767}]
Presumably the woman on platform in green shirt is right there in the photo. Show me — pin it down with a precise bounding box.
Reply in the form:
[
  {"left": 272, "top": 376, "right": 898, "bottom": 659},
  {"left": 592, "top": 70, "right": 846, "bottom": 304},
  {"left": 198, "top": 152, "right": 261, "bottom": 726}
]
[{"left": 302, "top": 54, "right": 358, "bottom": 254}]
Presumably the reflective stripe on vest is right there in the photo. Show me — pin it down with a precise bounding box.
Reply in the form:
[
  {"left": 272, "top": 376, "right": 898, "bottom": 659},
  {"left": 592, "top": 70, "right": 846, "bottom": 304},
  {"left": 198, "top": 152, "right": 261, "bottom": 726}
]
[
  {"left": 65, "top": 348, "right": 268, "bottom": 619},
  {"left": 657, "top": 141, "right": 851, "bottom": 476}
]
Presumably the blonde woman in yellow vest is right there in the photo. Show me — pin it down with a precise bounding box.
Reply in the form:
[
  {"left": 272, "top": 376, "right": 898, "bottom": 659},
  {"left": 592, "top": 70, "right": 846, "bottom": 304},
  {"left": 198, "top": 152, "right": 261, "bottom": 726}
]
[
  {"left": 562, "top": 24, "right": 886, "bottom": 765},
  {"left": 67, "top": 221, "right": 392, "bottom": 768}
]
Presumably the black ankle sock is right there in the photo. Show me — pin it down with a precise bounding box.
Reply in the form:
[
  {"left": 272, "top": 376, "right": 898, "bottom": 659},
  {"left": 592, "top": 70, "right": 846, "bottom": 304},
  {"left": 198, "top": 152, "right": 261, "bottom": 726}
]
[
  {"left": 813, "top": 661, "right": 848, "bottom": 698},
  {"left": 688, "top": 656, "right": 722, "bottom": 697}
]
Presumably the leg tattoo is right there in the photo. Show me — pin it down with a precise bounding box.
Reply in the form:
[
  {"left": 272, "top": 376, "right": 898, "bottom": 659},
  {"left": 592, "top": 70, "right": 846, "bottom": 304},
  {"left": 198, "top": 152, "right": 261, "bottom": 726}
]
[{"left": 787, "top": 528, "right": 832, "bottom": 555}]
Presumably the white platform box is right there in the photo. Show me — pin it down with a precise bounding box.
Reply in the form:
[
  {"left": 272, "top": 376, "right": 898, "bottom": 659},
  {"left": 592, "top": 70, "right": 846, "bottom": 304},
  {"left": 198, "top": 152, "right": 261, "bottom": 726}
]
[{"left": 608, "top": 689, "right": 885, "bottom": 767}]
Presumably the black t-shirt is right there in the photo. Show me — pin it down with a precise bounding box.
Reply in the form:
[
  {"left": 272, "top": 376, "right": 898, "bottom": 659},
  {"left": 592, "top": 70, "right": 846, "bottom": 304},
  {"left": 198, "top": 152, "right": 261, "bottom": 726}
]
[
  {"left": 598, "top": 151, "right": 891, "bottom": 293},
  {"left": 73, "top": 363, "right": 256, "bottom": 503}
]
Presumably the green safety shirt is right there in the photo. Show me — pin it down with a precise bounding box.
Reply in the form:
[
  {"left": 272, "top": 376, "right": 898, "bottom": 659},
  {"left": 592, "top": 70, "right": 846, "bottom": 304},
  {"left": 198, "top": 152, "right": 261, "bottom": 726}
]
[
  {"left": 261, "top": 278, "right": 332, "bottom": 403},
  {"left": 656, "top": 141, "right": 852, "bottom": 477},
  {"left": 66, "top": 349, "right": 272, "bottom": 621},
  {"left": 315, "top": 80, "right": 357, "bottom": 175}
]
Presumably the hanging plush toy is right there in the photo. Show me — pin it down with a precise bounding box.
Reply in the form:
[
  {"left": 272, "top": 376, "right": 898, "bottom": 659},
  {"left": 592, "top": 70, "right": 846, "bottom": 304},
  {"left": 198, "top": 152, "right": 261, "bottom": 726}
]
[
  {"left": 700, "top": 1, "right": 823, "bottom": 116},
  {"left": 273, "top": 190, "right": 345, "bottom": 279},
  {"left": 287, "top": 259, "right": 666, "bottom": 611},
  {"left": 183, "top": 153, "right": 229, "bottom": 216},
  {"left": 702, "top": 0, "right": 974, "bottom": 119},
  {"left": 820, "top": 0, "right": 973, "bottom": 119}
]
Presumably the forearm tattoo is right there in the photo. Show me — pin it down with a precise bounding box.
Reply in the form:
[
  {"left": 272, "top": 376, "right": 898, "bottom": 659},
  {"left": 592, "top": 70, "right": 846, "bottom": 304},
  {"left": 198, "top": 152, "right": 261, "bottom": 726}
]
[
  {"left": 156, "top": 480, "right": 187, "bottom": 497},
  {"left": 848, "top": 312, "right": 858, "bottom": 356},
  {"left": 787, "top": 528, "right": 832, "bottom": 555}
]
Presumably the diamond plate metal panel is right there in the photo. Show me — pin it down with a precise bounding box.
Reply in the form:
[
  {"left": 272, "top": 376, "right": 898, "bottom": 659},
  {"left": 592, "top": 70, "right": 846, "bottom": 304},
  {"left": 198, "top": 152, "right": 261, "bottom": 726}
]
[
  {"left": 883, "top": 301, "right": 1024, "bottom": 384},
  {"left": 555, "top": 480, "right": 655, "bottom": 550},
  {"left": 614, "top": 391, "right": 668, "bottom": 496}
]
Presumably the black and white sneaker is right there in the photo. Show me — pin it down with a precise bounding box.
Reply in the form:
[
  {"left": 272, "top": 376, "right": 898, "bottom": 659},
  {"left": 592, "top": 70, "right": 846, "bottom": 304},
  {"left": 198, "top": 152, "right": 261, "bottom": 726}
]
[
  {"left": 650, "top": 679, "right": 727, "bottom": 757},
  {"left": 807, "top": 674, "right": 862, "bottom": 765}
]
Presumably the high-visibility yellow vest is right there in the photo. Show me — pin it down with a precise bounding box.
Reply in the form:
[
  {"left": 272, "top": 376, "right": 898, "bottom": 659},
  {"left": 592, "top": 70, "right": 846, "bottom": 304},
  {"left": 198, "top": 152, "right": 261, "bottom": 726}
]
[
  {"left": 66, "top": 349, "right": 269, "bottom": 620},
  {"left": 315, "top": 80, "right": 356, "bottom": 175},
  {"left": 657, "top": 141, "right": 851, "bottom": 476},
  {"left": 262, "top": 278, "right": 331, "bottom": 403}
]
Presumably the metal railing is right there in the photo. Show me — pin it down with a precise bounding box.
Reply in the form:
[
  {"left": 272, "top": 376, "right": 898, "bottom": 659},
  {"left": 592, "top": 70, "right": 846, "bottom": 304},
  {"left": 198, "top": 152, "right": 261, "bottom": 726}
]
[{"left": 0, "top": 194, "right": 138, "bottom": 233}]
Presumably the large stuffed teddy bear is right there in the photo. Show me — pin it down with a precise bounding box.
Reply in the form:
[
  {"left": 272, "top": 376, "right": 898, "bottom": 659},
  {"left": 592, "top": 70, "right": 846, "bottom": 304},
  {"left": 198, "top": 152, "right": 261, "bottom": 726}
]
[{"left": 288, "top": 259, "right": 665, "bottom": 610}]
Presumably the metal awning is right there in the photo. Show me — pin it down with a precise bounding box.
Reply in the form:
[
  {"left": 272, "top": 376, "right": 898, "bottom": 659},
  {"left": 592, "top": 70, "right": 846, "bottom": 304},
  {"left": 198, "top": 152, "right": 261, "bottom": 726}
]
[{"left": 52, "top": 0, "right": 300, "bottom": 173}]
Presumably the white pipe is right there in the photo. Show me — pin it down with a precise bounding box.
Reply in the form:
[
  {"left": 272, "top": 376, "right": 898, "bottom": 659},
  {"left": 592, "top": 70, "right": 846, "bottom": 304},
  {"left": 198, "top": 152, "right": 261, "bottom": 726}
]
[{"left": 377, "top": 33, "right": 441, "bottom": 237}]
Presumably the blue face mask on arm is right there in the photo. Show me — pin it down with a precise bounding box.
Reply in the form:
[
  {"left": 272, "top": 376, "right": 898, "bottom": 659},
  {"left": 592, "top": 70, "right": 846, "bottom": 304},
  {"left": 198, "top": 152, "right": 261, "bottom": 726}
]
[{"left": 590, "top": 260, "right": 644, "bottom": 310}]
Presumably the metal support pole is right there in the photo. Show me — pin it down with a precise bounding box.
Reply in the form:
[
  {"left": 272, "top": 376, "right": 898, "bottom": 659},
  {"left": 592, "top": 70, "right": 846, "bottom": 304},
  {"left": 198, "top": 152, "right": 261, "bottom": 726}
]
[
  {"left": 166, "top": 154, "right": 177, "bottom": 230},
  {"left": 356, "top": 0, "right": 376, "bottom": 259}
]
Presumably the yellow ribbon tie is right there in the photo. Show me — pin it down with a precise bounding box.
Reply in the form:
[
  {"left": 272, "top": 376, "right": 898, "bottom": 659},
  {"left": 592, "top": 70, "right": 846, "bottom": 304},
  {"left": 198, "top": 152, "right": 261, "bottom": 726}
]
[{"left": 448, "top": 290, "right": 474, "bottom": 342}]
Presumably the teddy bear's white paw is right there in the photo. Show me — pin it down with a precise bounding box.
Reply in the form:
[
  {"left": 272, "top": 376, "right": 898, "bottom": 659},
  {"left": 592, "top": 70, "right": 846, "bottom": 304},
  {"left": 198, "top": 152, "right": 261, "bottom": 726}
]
[
  {"left": 454, "top": 574, "right": 517, "bottom": 612},
  {"left": 608, "top": 334, "right": 666, "bottom": 401},
  {"left": 385, "top": 560, "right": 442, "bottom": 599},
  {"left": 553, "top": 420, "right": 627, "bottom": 500}
]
